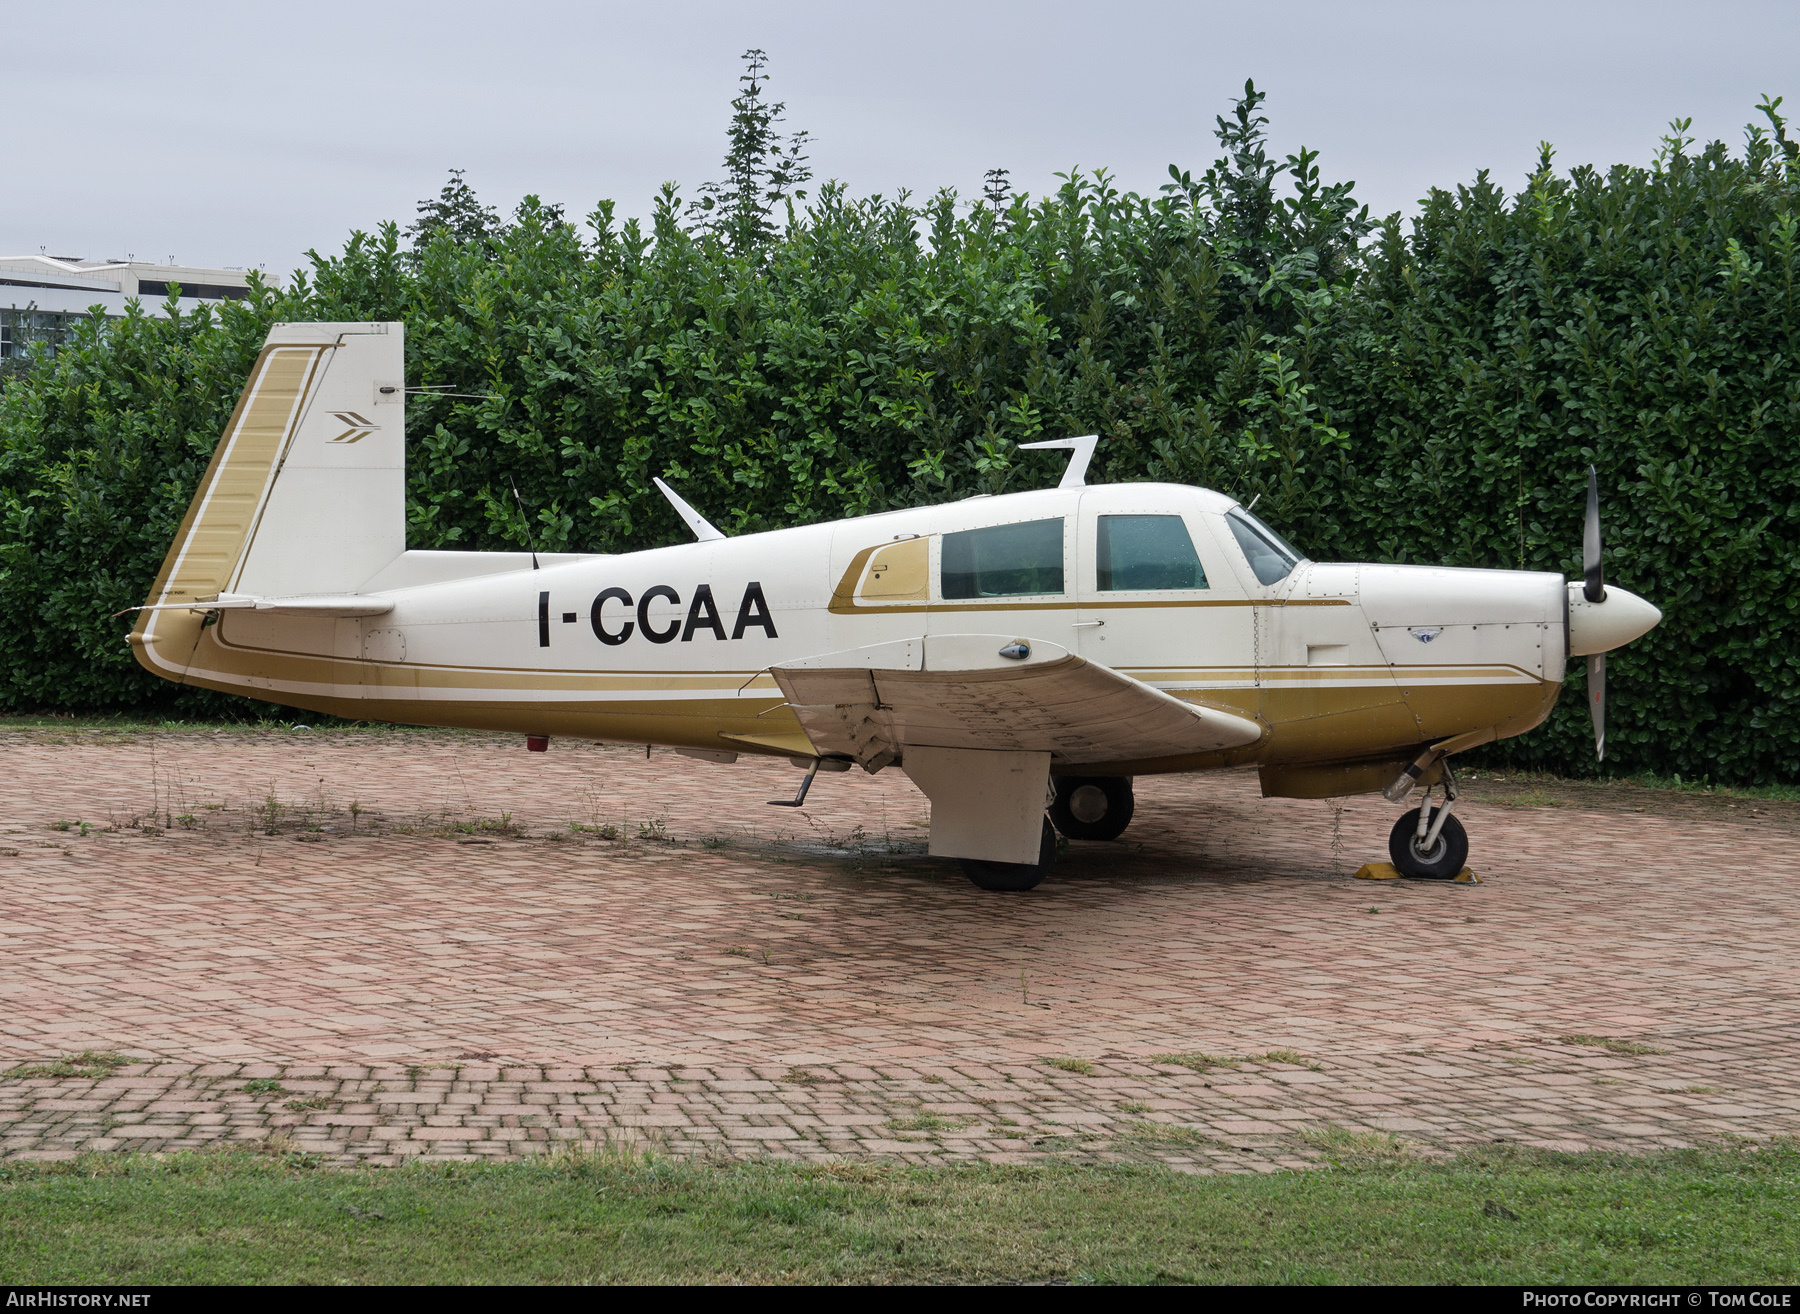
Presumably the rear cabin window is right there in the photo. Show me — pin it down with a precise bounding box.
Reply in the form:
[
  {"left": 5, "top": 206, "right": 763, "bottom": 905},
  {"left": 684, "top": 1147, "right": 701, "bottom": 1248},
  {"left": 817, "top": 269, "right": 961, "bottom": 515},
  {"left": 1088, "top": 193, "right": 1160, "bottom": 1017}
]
[
  {"left": 1096, "top": 515, "right": 1208, "bottom": 590},
  {"left": 941, "top": 518, "right": 1065, "bottom": 598}
]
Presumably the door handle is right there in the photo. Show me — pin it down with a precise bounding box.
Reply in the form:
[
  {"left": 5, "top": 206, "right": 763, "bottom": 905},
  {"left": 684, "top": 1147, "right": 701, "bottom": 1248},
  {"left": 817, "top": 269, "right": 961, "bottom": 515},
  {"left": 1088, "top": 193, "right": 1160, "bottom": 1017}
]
[{"left": 1073, "top": 619, "right": 1105, "bottom": 629}]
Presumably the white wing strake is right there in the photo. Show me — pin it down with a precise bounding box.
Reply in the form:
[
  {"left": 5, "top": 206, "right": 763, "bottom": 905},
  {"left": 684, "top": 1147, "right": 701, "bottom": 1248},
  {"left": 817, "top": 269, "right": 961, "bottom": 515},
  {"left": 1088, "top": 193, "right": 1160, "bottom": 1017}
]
[{"left": 771, "top": 634, "right": 1265, "bottom": 770}]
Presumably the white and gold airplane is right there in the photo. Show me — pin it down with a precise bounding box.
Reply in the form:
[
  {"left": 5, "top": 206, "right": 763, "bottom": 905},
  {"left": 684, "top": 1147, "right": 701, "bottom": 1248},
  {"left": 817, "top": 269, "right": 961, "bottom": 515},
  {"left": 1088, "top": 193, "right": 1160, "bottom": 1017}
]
[{"left": 129, "top": 322, "right": 1662, "bottom": 890}]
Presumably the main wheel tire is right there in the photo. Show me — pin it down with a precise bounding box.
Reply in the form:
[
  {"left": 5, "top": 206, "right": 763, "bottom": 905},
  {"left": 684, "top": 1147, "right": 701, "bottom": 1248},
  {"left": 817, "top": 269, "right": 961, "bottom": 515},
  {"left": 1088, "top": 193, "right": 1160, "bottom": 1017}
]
[
  {"left": 960, "top": 818, "right": 1056, "bottom": 891},
  {"left": 1387, "top": 808, "right": 1469, "bottom": 880},
  {"left": 1048, "top": 776, "right": 1135, "bottom": 842}
]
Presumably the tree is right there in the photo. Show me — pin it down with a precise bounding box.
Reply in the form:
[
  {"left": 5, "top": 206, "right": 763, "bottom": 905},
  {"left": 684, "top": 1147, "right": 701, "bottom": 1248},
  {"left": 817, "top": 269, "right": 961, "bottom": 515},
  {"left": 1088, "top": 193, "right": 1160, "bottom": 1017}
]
[
  {"left": 687, "top": 49, "right": 813, "bottom": 255},
  {"left": 1161, "top": 78, "right": 1374, "bottom": 327},
  {"left": 406, "top": 169, "right": 503, "bottom": 251},
  {"left": 982, "top": 168, "right": 1012, "bottom": 214}
]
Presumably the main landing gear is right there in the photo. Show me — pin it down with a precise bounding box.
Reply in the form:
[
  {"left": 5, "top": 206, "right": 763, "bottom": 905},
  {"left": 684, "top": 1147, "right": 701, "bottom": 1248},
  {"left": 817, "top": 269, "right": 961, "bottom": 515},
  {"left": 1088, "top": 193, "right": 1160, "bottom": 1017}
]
[
  {"left": 1048, "top": 775, "right": 1135, "bottom": 843},
  {"left": 958, "top": 776, "right": 1136, "bottom": 893}
]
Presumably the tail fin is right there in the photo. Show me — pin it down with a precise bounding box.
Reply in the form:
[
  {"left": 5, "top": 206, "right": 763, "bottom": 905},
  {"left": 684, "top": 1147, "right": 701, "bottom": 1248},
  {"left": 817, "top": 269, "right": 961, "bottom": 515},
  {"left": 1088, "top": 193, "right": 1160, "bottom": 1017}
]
[
  {"left": 131, "top": 322, "right": 405, "bottom": 685},
  {"left": 141, "top": 321, "right": 406, "bottom": 611}
]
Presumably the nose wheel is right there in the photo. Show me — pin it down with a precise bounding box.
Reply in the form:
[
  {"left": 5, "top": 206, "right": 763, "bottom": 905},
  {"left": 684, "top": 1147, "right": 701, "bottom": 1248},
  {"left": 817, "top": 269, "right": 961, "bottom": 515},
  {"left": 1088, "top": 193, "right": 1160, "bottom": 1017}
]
[{"left": 1387, "top": 774, "right": 1469, "bottom": 879}]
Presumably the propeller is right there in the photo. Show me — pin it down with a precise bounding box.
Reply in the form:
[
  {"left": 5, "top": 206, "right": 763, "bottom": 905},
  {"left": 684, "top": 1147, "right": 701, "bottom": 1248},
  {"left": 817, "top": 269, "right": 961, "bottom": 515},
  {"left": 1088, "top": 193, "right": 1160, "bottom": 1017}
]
[{"left": 1584, "top": 466, "right": 1607, "bottom": 761}]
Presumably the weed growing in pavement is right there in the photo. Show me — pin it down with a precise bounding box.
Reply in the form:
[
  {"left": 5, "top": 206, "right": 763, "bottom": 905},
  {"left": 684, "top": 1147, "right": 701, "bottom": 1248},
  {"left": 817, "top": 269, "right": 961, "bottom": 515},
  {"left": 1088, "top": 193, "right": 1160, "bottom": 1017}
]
[
  {"left": 1043, "top": 1057, "right": 1096, "bottom": 1076},
  {"left": 569, "top": 822, "right": 620, "bottom": 839},
  {"left": 242, "top": 1079, "right": 289, "bottom": 1096},
  {"left": 724, "top": 946, "right": 752, "bottom": 959},
  {"left": 887, "top": 1112, "right": 972, "bottom": 1134},
  {"left": 283, "top": 1095, "right": 331, "bottom": 1112},
  {"left": 782, "top": 1068, "right": 819, "bottom": 1085},
  {"left": 1253, "top": 1050, "right": 1323, "bottom": 1071},
  {"left": 922, "top": 1074, "right": 946, "bottom": 1085},
  {"left": 1118, "top": 1101, "right": 1150, "bottom": 1114},
  {"left": 471, "top": 814, "right": 521, "bottom": 836},
  {"left": 1149, "top": 1053, "right": 1241, "bottom": 1073},
  {"left": 1115, "top": 1120, "right": 1216, "bottom": 1147},
  {"left": 1328, "top": 800, "right": 1345, "bottom": 875},
  {"left": 1299, "top": 1125, "right": 1414, "bottom": 1165},
  {"left": 4, "top": 1051, "right": 135, "bottom": 1080},
  {"left": 1560, "top": 1035, "right": 1666, "bottom": 1056},
  {"left": 638, "top": 818, "right": 669, "bottom": 842}
]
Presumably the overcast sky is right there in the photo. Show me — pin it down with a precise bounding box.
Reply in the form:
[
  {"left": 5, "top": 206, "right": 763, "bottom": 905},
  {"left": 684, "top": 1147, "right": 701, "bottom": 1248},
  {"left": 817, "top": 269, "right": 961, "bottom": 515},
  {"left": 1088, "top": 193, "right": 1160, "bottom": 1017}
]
[{"left": 7, "top": 0, "right": 1797, "bottom": 278}]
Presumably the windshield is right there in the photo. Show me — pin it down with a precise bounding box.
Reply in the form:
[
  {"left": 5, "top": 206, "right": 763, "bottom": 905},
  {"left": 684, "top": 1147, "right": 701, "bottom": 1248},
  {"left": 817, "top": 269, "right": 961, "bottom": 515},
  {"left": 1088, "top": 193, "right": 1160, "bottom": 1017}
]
[{"left": 1225, "top": 508, "right": 1305, "bottom": 586}]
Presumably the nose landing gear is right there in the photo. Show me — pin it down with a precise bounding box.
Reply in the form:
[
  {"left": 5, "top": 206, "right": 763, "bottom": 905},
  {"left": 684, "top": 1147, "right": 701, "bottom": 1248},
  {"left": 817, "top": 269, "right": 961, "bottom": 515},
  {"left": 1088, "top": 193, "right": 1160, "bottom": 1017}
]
[{"left": 1387, "top": 771, "right": 1468, "bottom": 880}]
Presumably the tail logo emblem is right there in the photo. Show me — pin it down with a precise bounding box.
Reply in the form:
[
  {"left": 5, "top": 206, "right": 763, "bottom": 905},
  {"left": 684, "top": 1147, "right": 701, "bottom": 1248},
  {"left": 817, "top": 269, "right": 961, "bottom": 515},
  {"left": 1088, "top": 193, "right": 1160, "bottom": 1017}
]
[{"left": 328, "top": 411, "right": 378, "bottom": 443}]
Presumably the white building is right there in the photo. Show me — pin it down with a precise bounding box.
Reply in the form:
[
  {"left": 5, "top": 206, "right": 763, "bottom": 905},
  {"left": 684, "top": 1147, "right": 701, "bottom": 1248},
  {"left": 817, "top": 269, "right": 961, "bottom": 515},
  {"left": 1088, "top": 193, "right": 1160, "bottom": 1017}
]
[{"left": 1, "top": 254, "right": 273, "bottom": 364}]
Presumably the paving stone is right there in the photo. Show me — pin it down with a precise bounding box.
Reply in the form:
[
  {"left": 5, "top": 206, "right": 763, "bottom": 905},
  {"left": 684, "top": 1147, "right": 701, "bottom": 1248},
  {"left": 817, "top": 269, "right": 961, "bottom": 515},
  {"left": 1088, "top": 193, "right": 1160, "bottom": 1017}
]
[{"left": 0, "top": 731, "right": 1795, "bottom": 1171}]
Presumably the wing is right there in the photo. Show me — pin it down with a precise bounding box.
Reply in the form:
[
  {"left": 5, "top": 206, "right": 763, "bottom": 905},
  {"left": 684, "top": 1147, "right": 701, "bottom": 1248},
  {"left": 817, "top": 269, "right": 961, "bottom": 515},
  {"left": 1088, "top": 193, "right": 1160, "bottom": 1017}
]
[{"left": 770, "top": 633, "right": 1263, "bottom": 770}]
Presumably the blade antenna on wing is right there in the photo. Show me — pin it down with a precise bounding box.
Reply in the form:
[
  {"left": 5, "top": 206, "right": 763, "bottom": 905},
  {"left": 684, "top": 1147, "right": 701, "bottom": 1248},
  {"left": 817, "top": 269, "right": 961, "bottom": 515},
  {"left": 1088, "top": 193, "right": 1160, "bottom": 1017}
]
[{"left": 653, "top": 477, "right": 727, "bottom": 542}]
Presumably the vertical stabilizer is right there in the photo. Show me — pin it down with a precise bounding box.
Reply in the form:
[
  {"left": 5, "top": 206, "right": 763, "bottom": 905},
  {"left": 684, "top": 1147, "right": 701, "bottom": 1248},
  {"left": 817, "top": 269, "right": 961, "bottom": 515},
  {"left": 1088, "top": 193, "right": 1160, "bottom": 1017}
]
[
  {"left": 231, "top": 323, "right": 406, "bottom": 596},
  {"left": 131, "top": 322, "right": 406, "bottom": 685}
]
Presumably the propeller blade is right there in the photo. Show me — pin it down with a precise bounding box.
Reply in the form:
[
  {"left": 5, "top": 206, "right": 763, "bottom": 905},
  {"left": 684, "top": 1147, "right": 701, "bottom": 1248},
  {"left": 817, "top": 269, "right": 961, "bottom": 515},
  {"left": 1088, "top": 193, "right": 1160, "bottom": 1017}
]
[
  {"left": 1589, "top": 651, "right": 1606, "bottom": 761},
  {"left": 1583, "top": 465, "right": 1606, "bottom": 603}
]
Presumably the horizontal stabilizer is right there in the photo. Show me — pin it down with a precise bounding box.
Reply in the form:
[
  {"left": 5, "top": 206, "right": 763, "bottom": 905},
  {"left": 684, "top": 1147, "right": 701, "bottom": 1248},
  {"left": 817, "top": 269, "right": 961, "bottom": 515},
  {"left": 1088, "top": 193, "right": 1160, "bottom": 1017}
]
[
  {"left": 771, "top": 634, "right": 1263, "bottom": 769},
  {"left": 123, "top": 593, "right": 393, "bottom": 618}
]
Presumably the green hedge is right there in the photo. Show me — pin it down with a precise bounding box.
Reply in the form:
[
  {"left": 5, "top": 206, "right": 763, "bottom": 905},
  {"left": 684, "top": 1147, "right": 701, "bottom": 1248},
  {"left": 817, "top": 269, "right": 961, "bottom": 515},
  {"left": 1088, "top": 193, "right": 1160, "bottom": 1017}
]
[{"left": 3, "top": 88, "right": 1796, "bottom": 781}]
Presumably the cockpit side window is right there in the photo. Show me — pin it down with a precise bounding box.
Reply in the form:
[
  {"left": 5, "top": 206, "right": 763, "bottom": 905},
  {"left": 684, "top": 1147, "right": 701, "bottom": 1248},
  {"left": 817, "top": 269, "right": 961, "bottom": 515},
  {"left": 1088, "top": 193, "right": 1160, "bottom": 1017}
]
[
  {"left": 1226, "top": 508, "right": 1305, "bottom": 586},
  {"left": 941, "top": 518, "right": 1065, "bottom": 598},
  {"left": 1096, "top": 515, "right": 1208, "bottom": 590}
]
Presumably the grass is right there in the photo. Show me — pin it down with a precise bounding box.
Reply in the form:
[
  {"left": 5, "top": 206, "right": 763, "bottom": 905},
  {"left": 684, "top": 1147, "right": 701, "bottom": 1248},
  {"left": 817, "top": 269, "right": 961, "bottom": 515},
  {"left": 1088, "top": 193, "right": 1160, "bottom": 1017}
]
[
  {"left": 1148, "top": 1053, "right": 1240, "bottom": 1073},
  {"left": 1113, "top": 1120, "right": 1217, "bottom": 1148},
  {"left": 4, "top": 1051, "right": 135, "bottom": 1080},
  {"left": 1043, "top": 1057, "right": 1096, "bottom": 1076},
  {"left": 1561, "top": 1035, "right": 1666, "bottom": 1057},
  {"left": 886, "top": 1112, "right": 973, "bottom": 1133},
  {"left": 1, "top": 1143, "right": 1797, "bottom": 1284},
  {"left": 1297, "top": 1126, "right": 1414, "bottom": 1165}
]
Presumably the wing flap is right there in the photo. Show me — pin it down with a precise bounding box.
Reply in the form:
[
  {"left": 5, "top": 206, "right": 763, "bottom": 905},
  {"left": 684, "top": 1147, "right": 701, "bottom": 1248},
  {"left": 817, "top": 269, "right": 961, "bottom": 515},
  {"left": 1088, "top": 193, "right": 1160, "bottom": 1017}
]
[{"left": 774, "top": 634, "right": 1263, "bottom": 769}]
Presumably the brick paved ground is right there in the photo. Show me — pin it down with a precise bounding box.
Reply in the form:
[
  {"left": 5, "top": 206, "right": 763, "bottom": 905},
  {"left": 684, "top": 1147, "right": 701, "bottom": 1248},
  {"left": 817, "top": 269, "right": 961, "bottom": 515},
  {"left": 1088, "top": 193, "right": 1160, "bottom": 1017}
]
[{"left": 2, "top": 725, "right": 1796, "bottom": 1170}]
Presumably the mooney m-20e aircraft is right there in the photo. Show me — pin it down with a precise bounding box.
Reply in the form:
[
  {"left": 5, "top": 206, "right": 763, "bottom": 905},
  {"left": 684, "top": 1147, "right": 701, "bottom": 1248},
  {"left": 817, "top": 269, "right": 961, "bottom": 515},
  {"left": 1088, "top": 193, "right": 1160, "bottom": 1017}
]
[{"left": 130, "top": 323, "right": 1663, "bottom": 890}]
